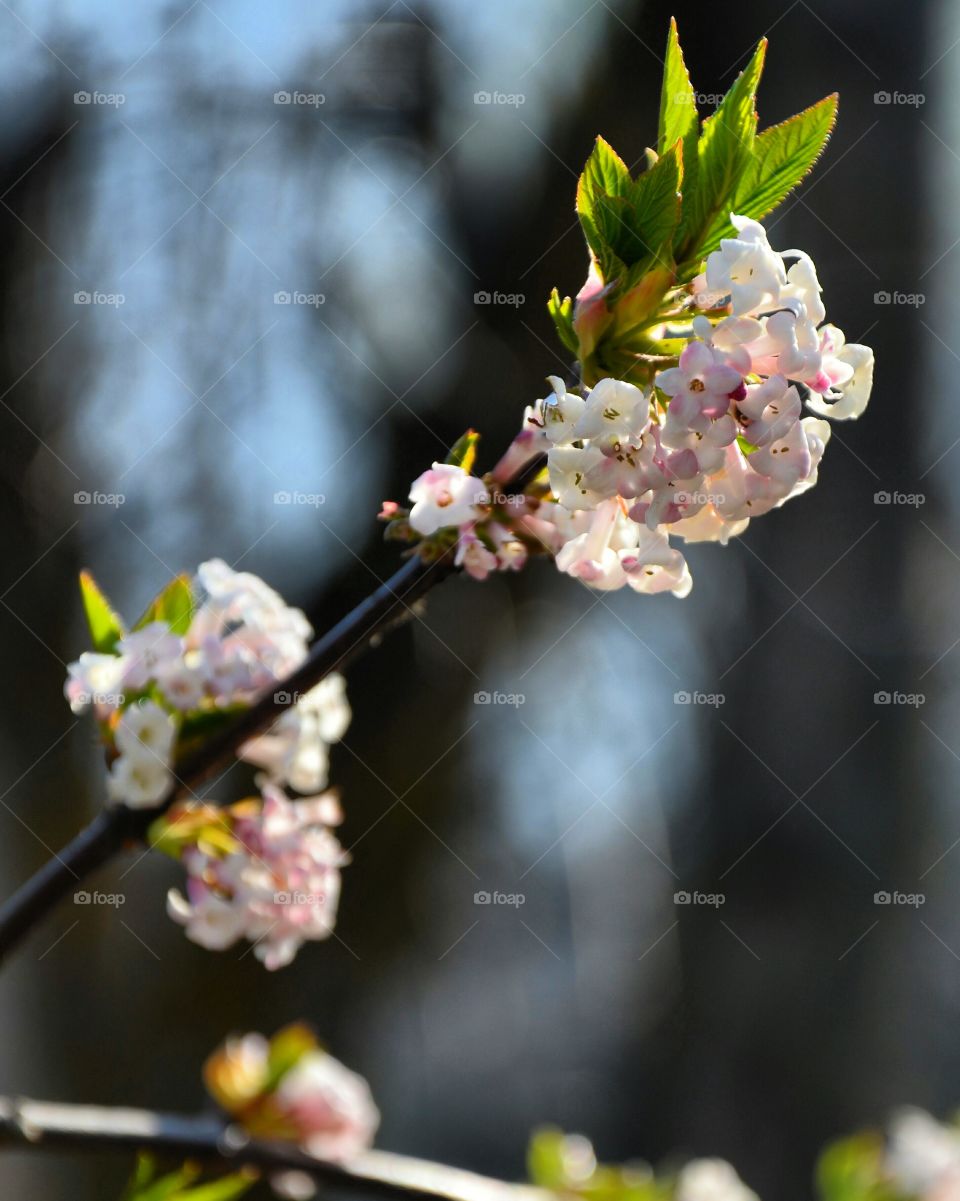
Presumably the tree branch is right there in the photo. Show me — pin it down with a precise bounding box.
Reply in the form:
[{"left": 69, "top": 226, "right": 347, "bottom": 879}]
[
  {"left": 0, "top": 453, "right": 547, "bottom": 964},
  {"left": 0, "top": 1096, "right": 548, "bottom": 1201}
]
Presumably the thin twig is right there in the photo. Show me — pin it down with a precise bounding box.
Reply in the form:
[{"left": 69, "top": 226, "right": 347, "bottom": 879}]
[
  {"left": 0, "top": 454, "right": 547, "bottom": 964},
  {"left": 0, "top": 1096, "right": 548, "bottom": 1201}
]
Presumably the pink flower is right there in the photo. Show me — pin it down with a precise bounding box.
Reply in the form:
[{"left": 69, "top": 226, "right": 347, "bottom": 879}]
[
  {"left": 656, "top": 340, "right": 744, "bottom": 420},
  {"left": 275, "top": 1052, "right": 380, "bottom": 1160},
  {"left": 408, "top": 463, "right": 490, "bottom": 536}
]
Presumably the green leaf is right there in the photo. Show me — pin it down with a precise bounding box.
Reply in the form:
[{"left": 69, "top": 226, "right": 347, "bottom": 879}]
[
  {"left": 79, "top": 570, "right": 125, "bottom": 653},
  {"left": 446, "top": 429, "right": 481, "bottom": 475},
  {"left": 699, "top": 92, "right": 838, "bottom": 255},
  {"left": 626, "top": 139, "right": 683, "bottom": 269},
  {"left": 133, "top": 574, "right": 194, "bottom": 635},
  {"left": 547, "top": 288, "right": 579, "bottom": 355},
  {"left": 657, "top": 18, "right": 698, "bottom": 221},
  {"left": 814, "top": 1133, "right": 893, "bottom": 1201},
  {"left": 676, "top": 37, "right": 767, "bottom": 262},
  {"left": 577, "top": 137, "right": 632, "bottom": 275},
  {"left": 121, "top": 1155, "right": 254, "bottom": 1201}
]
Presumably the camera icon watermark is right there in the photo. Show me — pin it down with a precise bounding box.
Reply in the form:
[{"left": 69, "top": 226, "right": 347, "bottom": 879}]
[{"left": 873, "top": 290, "right": 924, "bottom": 307}]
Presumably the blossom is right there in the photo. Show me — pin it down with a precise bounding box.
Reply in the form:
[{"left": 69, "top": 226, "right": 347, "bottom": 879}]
[
  {"left": 167, "top": 783, "right": 349, "bottom": 970},
  {"left": 204, "top": 1027, "right": 379, "bottom": 1162},
  {"left": 239, "top": 675, "right": 351, "bottom": 794},
  {"left": 703, "top": 214, "right": 786, "bottom": 315},
  {"left": 107, "top": 700, "right": 178, "bottom": 809},
  {"left": 64, "top": 652, "right": 126, "bottom": 716},
  {"left": 885, "top": 1109, "right": 960, "bottom": 1197},
  {"left": 117, "top": 622, "right": 183, "bottom": 691},
  {"left": 408, "top": 463, "right": 489, "bottom": 536}
]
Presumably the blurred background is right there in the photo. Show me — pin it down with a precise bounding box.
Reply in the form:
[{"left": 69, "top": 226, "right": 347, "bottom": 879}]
[{"left": 0, "top": 0, "right": 947, "bottom": 1197}]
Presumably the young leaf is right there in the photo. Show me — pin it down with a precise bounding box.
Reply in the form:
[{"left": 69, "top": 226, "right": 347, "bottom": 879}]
[
  {"left": 657, "top": 19, "right": 699, "bottom": 215},
  {"left": 626, "top": 138, "right": 683, "bottom": 268},
  {"left": 576, "top": 136, "right": 632, "bottom": 271},
  {"left": 446, "top": 429, "right": 481, "bottom": 475},
  {"left": 133, "top": 574, "right": 194, "bottom": 635},
  {"left": 79, "top": 570, "right": 125, "bottom": 652},
  {"left": 698, "top": 92, "right": 838, "bottom": 255},
  {"left": 547, "top": 288, "right": 579, "bottom": 355},
  {"left": 676, "top": 38, "right": 767, "bottom": 262}
]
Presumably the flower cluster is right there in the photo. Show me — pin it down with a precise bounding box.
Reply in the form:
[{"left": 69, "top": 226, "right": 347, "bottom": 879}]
[
  {"left": 824, "top": 1107, "right": 960, "bottom": 1200},
  {"left": 162, "top": 783, "right": 348, "bottom": 970},
  {"left": 63, "top": 560, "right": 351, "bottom": 809},
  {"left": 388, "top": 214, "right": 873, "bottom": 598},
  {"left": 204, "top": 1025, "right": 380, "bottom": 1161}
]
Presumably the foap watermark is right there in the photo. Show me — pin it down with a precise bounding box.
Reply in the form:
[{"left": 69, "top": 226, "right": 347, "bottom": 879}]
[
  {"left": 676, "top": 490, "right": 726, "bottom": 506},
  {"left": 74, "top": 890, "right": 125, "bottom": 907},
  {"left": 474, "top": 690, "right": 525, "bottom": 707},
  {"left": 74, "top": 490, "right": 125, "bottom": 507},
  {"left": 72, "top": 690, "right": 124, "bottom": 708},
  {"left": 874, "top": 290, "right": 925, "bottom": 307},
  {"left": 674, "top": 690, "right": 725, "bottom": 707},
  {"left": 874, "top": 90, "right": 925, "bottom": 107},
  {"left": 473, "top": 90, "right": 525, "bottom": 108},
  {"left": 74, "top": 290, "right": 125, "bottom": 307},
  {"left": 874, "top": 890, "right": 925, "bottom": 907},
  {"left": 274, "top": 90, "right": 325, "bottom": 107},
  {"left": 274, "top": 291, "right": 325, "bottom": 307},
  {"left": 474, "top": 290, "right": 525, "bottom": 308},
  {"left": 674, "top": 889, "right": 725, "bottom": 908},
  {"left": 74, "top": 90, "right": 125, "bottom": 107},
  {"left": 274, "top": 490, "right": 326, "bottom": 508},
  {"left": 274, "top": 890, "right": 326, "bottom": 906},
  {"left": 874, "top": 690, "right": 925, "bottom": 707},
  {"left": 474, "top": 890, "right": 525, "bottom": 907},
  {"left": 874, "top": 490, "right": 925, "bottom": 507}
]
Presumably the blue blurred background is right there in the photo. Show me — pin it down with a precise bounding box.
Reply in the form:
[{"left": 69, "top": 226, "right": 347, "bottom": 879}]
[{"left": 0, "top": 1, "right": 948, "bottom": 1197}]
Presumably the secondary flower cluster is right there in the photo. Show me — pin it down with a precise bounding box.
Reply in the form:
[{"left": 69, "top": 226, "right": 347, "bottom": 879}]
[
  {"left": 161, "top": 783, "right": 348, "bottom": 970},
  {"left": 64, "top": 560, "right": 350, "bottom": 809},
  {"left": 204, "top": 1025, "right": 379, "bottom": 1161},
  {"left": 850, "top": 1107, "right": 960, "bottom": 1199},
  {"left": 388, "top": 214, "right": 873, "bottom": 598}
]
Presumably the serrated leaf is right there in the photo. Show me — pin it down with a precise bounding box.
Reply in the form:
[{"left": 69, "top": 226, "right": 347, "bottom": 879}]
[
  {"left": 79, "top": 570, "right": 125, "bottom": 653},
  {"left": 446, "top": 429, "right": 480, "bottom": 475},
  {"left": 547, "top": 288, "right": 579, "bottom": 355},
  {"left": 626, "top": 139, "right": 683, "bottom": 268},
  {"left": 577, "top": 136, "right": 632, "bottom": 271},
  {"left": 676, "top": 38, "right": 767, "bottom": 262},
  {"left": 698, "top": 92, "right": 838, "bottom": 255},
  {"left": 657, "top": 18, "right": 699, "bottom": 218},
  {"left": 134, "top": 574, "right": 194, "bottom": 635}
]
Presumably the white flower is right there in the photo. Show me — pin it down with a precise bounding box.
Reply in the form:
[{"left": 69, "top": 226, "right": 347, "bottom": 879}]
[
  {"left": 239, "top": 674, "right": 351, "bottom": 794},
  {"left": 408, "top": 463, "right": 489, "bottom": 536},
  {"left": 114, "top": 699, "right": 177, "bottom": 763},
  {"left": 806, "top": 332, "right": 874, "bottom": 421},
  {"left": 704, "top": 214, "right": 786, "bottom": 315},
  {"left": 117, "top": 623, "right": 183, "bottom": 691},
  {"left": 107, "top": 752, "right": 172, "bottom": 808},
  {"left": 64, "top": 652, "right": 126, "bottom": 716},
  {"left": 675, "top": 1159, "right": 759, "bottom": 1201}
]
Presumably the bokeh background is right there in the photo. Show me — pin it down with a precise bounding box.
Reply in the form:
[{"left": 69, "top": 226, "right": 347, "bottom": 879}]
[{"left": 0, "top": 1, "right": 948, "bottom": 1197}]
